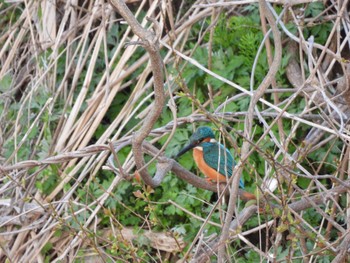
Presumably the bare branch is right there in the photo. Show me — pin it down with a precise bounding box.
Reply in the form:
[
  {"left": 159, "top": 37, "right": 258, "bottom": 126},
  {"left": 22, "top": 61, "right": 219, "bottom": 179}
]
[{"left": 109, "top": 0, "right": 165, "bottom": 187}]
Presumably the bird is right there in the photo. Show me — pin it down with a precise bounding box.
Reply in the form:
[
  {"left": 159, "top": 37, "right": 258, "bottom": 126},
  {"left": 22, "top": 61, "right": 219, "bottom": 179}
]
[{"left": 175, "top": 126, "right": 244, "bottom": 187}]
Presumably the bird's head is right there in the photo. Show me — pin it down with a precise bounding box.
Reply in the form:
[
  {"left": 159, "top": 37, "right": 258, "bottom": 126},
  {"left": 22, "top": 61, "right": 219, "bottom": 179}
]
[{"left": 175, "top": 126, "right": 215, "bottom": 159}]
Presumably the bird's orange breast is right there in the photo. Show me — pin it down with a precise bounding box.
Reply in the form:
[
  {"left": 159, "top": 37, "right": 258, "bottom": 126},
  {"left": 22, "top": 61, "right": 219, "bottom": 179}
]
[{"left": 193, "top": 148, "right": 227, "bottom": 182}]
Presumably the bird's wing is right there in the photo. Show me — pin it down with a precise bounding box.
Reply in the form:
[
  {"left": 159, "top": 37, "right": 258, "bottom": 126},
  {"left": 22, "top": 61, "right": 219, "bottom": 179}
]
[
  {"left": 203, "top": 143, "right": 233, "bottom": 177},
  {"left": 203, "top": 143, "right": 244, "bottom": 188}
]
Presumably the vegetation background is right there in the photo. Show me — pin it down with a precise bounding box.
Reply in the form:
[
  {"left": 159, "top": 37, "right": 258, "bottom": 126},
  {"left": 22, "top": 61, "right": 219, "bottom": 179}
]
[{"left": 0, "top": 0, "right": 350, "bottom": 262}]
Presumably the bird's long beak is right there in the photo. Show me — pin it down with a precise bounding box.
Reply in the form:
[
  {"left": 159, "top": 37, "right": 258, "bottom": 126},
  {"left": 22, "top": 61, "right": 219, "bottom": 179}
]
[{"left": 175, "top": 142, "right": 196, "bottom": 159}]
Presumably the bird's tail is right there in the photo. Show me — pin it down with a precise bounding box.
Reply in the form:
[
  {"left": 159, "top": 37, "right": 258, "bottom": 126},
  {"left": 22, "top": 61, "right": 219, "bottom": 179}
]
[{"left": 239, "top": 190, "right": 257, "bottom": 201}]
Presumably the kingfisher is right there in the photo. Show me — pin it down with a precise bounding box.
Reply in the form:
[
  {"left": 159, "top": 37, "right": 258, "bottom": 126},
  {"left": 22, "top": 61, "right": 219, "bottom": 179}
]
[{"left": 175, "top": 126, "right": 244, "bottom": 188}]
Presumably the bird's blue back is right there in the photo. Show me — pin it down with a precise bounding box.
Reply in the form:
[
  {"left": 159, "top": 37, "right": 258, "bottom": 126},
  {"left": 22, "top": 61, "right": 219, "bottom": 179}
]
[{"left": 201, "top": 142, "right": 244, "bottom": 188}]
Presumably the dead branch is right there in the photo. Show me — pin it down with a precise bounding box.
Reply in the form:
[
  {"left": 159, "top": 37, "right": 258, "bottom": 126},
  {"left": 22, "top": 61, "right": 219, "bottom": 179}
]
[{"left": 108, "top": 0, "right": 166, "bottom": 188}]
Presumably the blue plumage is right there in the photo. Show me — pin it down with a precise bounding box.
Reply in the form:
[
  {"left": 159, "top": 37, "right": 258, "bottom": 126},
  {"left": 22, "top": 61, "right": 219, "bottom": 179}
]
[
  {"left": 201, "top": 142, "right": 244, "bottom": 188},
  {"left": 175, "top": 126, "right": 244, "bottom": 189},
  {"left": 189, "top": 126, "right": 215, "bottom": 142}
]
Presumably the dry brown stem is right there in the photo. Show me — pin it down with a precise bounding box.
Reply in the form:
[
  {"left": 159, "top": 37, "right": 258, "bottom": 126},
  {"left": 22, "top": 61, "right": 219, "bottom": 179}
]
[{"left": 109, "top": 0, "right": 166, "bottom": 188}]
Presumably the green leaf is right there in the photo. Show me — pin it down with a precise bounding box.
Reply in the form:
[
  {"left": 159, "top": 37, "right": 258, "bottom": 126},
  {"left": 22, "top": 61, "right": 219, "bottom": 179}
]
[
  {"left": 0, "top": 74, "right": 12, "bottom": 92},
  {"left": 164, "top": 205, "right": 176, "bottom": 215}
]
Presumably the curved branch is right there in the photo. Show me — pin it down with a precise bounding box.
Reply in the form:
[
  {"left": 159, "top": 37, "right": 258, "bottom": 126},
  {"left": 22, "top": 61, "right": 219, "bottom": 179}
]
[
  {"left": 109, "top": 0, "right": 165, "bottom": 187},
  {"left": 143, "top": 142, "right": 255, "bottom": 200}
]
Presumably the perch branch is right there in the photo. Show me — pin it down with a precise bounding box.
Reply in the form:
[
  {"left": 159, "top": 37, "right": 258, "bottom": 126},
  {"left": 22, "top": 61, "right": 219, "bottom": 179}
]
[{"left": 109, "top": 0, "right": 165, "bottom": 187}]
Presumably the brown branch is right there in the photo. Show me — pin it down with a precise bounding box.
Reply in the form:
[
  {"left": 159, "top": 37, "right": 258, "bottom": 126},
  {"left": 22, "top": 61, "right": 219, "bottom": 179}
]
[
  {"left": 108, "top": 0, "right": 165, "bottom": 188},
  {"left": 142, "top": 142, "right": 254, "bottom": 200},
  {"left": 0, "top": 145, "right": 110, "bottom": 175},
  {"left": 332, "top": 231, "right": 350, "bottom": 263}
]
